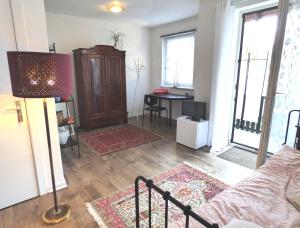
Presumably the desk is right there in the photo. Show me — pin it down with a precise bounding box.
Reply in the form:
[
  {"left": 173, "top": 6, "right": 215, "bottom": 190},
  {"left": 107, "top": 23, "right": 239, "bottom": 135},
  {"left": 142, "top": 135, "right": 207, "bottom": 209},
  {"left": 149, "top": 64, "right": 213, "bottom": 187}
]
[{"left": 152, "top": 93, "right": 194, "bottom": 127}]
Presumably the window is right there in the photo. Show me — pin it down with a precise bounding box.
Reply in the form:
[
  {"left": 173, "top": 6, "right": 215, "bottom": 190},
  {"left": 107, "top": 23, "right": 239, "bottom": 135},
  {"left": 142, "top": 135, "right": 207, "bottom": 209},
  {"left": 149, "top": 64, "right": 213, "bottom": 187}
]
[{"left": 162, "top": 31, "right": 195, "bottom": 89}]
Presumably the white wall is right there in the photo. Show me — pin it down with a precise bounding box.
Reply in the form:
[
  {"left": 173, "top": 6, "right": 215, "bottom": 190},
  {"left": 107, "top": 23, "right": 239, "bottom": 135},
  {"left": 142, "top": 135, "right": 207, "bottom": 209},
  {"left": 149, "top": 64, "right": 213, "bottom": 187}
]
[
  {"left": 150, "top": 17, "right": 197, "bottom": 119},
  {"left": 46, "top": 13, "right": 151, "bottom": 122},
  {"left": 195, "top": 0, "right": 217, "bottom": 105},
  {"left": 46, "top": 0, "right": 218, "bottom": 122},
  {"left": 0, "top": 0, "right": 14, "bottom": 94},
  {"left": 150, "top": 0, "right": 217, "bottom": 120}
]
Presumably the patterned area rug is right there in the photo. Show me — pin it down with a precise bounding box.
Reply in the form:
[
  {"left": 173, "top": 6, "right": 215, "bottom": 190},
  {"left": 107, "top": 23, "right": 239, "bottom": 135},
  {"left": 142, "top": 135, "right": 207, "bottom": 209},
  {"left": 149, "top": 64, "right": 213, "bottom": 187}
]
[
  {"left": 79, "top": 125, "right": 161, "bottom": 156},
  {"left": 86, "top": 163, "right": 228, "bottom": 227}
]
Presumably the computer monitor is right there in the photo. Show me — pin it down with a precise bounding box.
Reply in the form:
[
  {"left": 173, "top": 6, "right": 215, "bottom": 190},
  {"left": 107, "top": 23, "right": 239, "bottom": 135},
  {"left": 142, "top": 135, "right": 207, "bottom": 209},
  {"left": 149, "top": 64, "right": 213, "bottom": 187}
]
[
  {"left": 182, "top": 101, "right": 206, "bottom": 120},
  {"left": 182, "top": 101, "right": 195, "bottom": 117}
]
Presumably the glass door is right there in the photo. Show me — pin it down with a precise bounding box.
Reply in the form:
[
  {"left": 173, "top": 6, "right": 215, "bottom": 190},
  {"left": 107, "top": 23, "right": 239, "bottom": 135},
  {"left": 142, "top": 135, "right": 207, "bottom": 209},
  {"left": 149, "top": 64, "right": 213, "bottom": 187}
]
[
  {"left": 267, "top": 0, "right": 300, "bottom": 153},
  {"left": 257, "top": 0, "right": 300, "bottom": 167},
  {"left": 231, "top": 7, "right": 278, "bottom": 149}
]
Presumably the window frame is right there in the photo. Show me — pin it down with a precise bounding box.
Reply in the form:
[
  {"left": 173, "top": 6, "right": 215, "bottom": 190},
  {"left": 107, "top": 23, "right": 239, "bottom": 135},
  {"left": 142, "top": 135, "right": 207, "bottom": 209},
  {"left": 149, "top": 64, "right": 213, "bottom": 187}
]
[{"left": 161, "top": 30, "right": 196, "bottom": 90}]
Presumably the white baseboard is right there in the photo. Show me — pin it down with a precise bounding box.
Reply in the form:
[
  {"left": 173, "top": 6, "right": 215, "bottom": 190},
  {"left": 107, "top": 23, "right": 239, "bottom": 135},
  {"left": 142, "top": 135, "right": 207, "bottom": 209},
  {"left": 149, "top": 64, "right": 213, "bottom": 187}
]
[{"left": 44, "top": 179, "right": 68, "bottom": 195}]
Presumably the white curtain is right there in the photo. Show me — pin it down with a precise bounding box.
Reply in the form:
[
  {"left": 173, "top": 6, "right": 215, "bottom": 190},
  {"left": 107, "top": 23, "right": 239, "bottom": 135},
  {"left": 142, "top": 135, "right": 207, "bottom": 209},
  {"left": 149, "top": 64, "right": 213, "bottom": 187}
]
[{"left": 208, "top": 0, "right": 238, "bottom": 151}]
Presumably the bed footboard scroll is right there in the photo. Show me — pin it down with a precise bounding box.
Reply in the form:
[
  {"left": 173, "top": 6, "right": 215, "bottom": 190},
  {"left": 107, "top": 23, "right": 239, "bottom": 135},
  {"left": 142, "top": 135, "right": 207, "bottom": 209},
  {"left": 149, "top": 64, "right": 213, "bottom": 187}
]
[{"left": 135, "top": 176, "right": 219, "bottom": 228}]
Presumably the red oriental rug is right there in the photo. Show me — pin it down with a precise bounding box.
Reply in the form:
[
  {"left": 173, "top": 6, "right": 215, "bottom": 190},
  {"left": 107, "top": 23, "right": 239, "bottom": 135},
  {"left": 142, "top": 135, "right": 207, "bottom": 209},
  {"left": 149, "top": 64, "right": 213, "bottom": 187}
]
[
  {"left": 86, "top": 163, "right": 228, "bottom": 227},
  {"left": 79, "top": 125, "right": 162, "bottom": 157}
]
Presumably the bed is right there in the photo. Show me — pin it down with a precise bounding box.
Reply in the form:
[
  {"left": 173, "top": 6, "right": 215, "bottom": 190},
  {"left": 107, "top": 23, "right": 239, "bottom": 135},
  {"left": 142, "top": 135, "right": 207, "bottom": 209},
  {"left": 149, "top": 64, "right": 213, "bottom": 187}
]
[
  {"left": 169, "top": 146, "right": 300, "bottom": 227},
  {"left": 135, "top": 110, "right": 300, "bottom": 227}
]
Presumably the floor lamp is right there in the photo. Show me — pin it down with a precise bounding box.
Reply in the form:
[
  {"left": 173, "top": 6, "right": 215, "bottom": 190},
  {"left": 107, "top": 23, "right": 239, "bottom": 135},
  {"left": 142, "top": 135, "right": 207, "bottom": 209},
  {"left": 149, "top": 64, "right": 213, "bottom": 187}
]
[{"left": 7, "top": 51, "right": 72, "bottom": 224}]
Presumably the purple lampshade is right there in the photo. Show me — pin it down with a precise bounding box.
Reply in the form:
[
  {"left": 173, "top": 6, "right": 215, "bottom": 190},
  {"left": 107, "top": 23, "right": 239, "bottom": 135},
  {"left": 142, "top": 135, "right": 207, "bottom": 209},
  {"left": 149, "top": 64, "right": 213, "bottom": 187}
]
[{"left": 7, "top": 51, "right": 72, "bottom": 98}]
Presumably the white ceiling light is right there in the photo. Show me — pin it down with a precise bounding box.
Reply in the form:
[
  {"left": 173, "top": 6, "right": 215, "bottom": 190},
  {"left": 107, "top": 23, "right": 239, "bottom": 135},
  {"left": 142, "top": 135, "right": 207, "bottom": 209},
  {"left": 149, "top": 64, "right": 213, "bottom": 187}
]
[{"left": 107, "top": 1, "right": 124, "bottom": 13}]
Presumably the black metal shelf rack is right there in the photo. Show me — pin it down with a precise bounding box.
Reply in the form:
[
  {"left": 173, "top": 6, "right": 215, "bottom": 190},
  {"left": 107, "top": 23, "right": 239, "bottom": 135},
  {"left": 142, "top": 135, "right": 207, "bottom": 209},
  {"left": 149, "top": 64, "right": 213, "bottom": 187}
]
[{"left": 55, "top": 96, "right": 80, "bottom": 158}]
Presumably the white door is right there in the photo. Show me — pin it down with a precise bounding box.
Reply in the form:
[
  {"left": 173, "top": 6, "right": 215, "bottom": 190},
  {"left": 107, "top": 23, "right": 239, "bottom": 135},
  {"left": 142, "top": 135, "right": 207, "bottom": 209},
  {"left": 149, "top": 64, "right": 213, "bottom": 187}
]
[{"left": 0, "top": 0, "right": 38, "bottom": 209}]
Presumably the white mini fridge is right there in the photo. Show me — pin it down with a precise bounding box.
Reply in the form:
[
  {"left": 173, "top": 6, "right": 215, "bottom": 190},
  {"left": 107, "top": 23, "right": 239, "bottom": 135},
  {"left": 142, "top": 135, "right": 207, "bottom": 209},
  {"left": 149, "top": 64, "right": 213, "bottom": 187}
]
[{"left": 176, "top": 116, "right": 209, "bottom": 149}]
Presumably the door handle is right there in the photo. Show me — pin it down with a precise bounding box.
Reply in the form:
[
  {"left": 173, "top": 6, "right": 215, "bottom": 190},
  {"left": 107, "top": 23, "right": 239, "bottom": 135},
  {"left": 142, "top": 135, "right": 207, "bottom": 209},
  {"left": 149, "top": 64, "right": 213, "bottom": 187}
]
[{"left": 6, "top": 101, "right": 23, "bottom": 123}]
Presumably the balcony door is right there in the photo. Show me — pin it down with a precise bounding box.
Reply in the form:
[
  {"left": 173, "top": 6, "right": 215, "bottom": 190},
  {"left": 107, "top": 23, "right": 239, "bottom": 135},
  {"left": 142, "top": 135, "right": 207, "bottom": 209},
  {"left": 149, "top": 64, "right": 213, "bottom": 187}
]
[{"left": 231, "top": 7, "right": 278, "bottom": 150}]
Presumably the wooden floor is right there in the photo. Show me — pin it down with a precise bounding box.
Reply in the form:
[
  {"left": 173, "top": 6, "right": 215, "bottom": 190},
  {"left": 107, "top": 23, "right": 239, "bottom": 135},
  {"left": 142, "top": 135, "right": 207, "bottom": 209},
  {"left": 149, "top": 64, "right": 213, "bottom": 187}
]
[{"left": 0, "top": 116, "right": 253, "bottom": 228}]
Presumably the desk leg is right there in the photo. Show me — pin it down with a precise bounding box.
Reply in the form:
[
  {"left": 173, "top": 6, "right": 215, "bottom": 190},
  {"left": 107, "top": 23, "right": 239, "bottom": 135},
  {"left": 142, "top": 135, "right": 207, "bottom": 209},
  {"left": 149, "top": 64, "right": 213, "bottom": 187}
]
[{"left": 169, "top": 100, "right": 172, "bottom": 127}]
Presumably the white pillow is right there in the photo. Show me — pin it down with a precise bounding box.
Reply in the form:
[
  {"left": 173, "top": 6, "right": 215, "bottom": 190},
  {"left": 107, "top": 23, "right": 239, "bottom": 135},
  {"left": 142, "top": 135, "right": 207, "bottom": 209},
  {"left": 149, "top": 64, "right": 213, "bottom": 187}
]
[{"left": 223, "top": 219, "right": 263, "bottom": 228}]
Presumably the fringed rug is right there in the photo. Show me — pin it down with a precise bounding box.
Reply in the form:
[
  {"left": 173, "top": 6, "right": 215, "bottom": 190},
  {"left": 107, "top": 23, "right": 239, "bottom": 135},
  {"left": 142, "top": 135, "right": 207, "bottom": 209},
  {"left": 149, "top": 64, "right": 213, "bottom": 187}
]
[
  {"left": 79, "top": 124, "right": 162, "bottom": 156},
  {"left": 86, "top": 163, "right": 228, "bottom": 227}
]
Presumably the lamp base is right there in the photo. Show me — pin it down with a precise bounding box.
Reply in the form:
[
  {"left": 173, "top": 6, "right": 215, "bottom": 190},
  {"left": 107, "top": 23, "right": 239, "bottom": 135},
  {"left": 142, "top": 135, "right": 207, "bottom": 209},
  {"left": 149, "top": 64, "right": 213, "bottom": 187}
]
[{"left": 42, "top": 204, "right": 71, "bottom": 224}]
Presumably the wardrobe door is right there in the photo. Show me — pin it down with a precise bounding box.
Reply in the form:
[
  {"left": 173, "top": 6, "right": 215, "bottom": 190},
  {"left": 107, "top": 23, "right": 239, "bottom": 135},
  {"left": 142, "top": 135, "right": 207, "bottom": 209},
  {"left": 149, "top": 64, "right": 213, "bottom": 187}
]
[
  {"left": 85, "top": 54, "right": 107, "bottom": 127},
  {"left": 105, "top": 55, "right": 124, "bottom": 117}
]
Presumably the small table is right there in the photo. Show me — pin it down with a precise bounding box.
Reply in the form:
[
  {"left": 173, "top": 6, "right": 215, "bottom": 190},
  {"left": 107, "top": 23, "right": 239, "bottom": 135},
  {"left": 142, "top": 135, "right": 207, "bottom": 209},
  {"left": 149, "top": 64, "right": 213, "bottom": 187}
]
[{"left": 151, "top": 93, "right": 194, "bottom": 127}]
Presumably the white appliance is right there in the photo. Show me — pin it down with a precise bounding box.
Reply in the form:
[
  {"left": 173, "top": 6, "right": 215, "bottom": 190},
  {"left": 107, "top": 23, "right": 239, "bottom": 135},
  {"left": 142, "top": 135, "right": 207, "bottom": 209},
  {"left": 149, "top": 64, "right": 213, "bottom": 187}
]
[{"left": 176, "top": 116, "right": 209, "bottom": 149}]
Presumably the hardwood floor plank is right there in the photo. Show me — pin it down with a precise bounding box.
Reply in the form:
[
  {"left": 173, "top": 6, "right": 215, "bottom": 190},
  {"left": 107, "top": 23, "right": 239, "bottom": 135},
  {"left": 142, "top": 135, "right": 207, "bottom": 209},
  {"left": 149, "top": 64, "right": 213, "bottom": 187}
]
[{"left": 0, "top": 116, "right": 253, "bottom": 227}]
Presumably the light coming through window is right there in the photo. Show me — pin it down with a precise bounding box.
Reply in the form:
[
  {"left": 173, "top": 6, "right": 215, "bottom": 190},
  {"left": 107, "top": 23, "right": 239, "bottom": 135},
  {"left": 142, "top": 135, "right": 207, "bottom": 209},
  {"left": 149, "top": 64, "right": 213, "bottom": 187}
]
[{"left": 161, "top": 31, "right": 195, "bottom": 89}]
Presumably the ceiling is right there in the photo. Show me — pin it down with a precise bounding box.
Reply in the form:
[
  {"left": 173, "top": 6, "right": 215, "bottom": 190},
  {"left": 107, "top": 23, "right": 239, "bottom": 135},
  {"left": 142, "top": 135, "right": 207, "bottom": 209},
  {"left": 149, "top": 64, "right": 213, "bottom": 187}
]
[{"left": 44, "top": 0, "right": 199, "bottom": 27}]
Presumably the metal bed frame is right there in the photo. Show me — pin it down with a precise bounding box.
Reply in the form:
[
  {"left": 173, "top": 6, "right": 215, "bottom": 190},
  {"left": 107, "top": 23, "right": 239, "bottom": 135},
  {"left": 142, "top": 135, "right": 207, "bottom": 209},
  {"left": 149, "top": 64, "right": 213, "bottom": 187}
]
[
  {"left": 135, "top": 176, "right": 219, "bottom": 228},
  {"left": 135, "top": 110, "right": 299, "bottom": 228},
  {"left": 283, "top": 110, "right": 300, "bottom": 148}
]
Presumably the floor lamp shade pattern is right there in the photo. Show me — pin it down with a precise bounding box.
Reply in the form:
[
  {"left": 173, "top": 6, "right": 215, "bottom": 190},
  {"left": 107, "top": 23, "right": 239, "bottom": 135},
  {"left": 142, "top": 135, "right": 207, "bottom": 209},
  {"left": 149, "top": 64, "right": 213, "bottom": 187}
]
[
  {"left": 7, "top": 51, "right": 72, "bottom": 224},
  {"left": 7, "top": 52, "right": 72, "bottom": 98}
]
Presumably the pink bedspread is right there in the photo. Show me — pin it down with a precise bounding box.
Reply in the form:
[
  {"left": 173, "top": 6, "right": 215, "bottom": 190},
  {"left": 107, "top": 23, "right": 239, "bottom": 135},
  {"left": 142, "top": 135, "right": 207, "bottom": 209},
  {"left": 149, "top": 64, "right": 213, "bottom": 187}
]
[{"left": 171, "top": 146, "right": 300, "bottom": 228}]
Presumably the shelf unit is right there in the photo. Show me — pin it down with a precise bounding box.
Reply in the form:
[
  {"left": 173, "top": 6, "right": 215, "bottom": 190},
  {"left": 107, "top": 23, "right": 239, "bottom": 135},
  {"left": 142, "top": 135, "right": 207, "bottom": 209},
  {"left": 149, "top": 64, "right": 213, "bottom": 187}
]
[{"left": 55, "top": 96, "right": 80, "bottom": 158}]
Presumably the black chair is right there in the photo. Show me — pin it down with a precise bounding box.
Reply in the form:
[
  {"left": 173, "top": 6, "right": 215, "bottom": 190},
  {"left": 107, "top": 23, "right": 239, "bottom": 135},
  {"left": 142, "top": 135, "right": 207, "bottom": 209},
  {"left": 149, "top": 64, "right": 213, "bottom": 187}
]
[{"left": 142, "top": 94, "right": 168, "bottom": 128}]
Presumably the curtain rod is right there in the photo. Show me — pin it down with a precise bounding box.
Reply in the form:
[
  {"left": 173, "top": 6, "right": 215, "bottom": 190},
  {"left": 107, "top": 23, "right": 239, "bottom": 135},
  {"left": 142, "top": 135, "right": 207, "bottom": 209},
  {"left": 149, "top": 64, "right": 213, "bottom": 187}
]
[{"left": 160, "top": 29, "right": 196, "bottom": 38}]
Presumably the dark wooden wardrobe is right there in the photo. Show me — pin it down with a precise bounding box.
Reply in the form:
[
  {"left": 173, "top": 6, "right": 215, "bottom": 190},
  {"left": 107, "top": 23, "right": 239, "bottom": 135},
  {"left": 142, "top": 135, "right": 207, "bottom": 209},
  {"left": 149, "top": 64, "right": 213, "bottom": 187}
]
[{"left": 73, "top": 45, "right": 127, "bottom": 129}]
